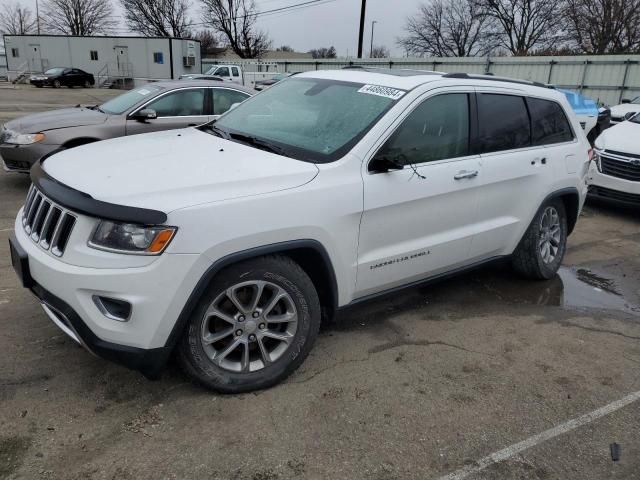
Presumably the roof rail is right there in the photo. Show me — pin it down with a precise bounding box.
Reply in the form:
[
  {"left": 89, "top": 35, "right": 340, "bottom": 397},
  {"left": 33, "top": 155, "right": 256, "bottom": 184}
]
[{"left": 442, "top": 72, "right": 547, "bottom": 88}]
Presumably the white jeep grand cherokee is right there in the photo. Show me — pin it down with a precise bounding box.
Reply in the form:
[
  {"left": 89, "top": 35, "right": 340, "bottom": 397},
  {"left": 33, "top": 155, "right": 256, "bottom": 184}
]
[{"left": 10, "top": 69, "right": 591, "bottom": 392}]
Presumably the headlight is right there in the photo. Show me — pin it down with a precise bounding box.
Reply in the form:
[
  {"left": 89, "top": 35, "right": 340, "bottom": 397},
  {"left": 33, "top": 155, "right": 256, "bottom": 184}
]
[
  {"left": 4, "top": 130, "right": 46, "bottom": 145},
  {"left": 88, "top": 221, "right": 177, "bottom": 255}
]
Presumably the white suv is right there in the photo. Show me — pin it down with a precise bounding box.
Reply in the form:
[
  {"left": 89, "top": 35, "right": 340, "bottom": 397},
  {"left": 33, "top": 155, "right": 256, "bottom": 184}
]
[{"left": 9, "top": 69, "right": 591, "bottom": 392}]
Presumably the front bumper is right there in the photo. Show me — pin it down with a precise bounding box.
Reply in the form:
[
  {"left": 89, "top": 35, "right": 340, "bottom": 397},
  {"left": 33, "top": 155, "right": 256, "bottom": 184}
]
[
  {"left": 0, "top": 142, "right": 58, "bottom": 172},
  {"left": 10, "top": 214, "right": 210, "bottom": 377},
  {"left": 588, "top": 162, "right": 640, "bottom": 205}
]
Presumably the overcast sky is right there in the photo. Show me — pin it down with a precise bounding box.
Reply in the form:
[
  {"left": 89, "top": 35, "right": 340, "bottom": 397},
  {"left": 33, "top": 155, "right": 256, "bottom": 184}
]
[{"left": 21, "top": 0, "right": 422, "bottom": 57}]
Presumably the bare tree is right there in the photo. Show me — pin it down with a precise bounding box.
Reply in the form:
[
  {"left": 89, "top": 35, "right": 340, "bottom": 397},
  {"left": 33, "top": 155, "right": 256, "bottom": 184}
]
[
  {"left": 276, "top": 45, "right": 294, "bottom": 52},
  {"left": 200, "top": 0, "right": 271, "bottom": 58},
  {"left": 194, "top": 29, "right": 219, "bottom": 55},
  {"left": 121, "top": 0, "right": 192, "bottom": 38},
  {"left": 563, "top": 0, "right": 640, "bottom": 54},
  {"left": 476, "top": 0, "right": 561, "bottom": 55},
  {"left": 0, "top": 1, "right": 37, "bottom": 34},
  {"left": 398, "top": 0, "right": 494, "bottom": 57},
  {"left": 41, "top": 0, "right": 117, "bottom": 35},
  {"left": 309, "top": 46, "right": 337, "bottom": 58},
  {"left": 370, "top": 45, "right": 390, "bottom": 58}
]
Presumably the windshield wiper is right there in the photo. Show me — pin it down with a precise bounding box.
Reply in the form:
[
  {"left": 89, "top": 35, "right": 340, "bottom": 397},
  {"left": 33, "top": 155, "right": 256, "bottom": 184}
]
[
  {"left": 228, "top": 132, "right": 287, "bottom": 156},
  {"left": 202, "top": 123, "right": 231, "bottom": 139}
]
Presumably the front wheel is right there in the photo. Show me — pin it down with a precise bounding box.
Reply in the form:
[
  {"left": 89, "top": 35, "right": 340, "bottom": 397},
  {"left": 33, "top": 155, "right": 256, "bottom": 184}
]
[
  {"left": 53, "top": 79, "right": 61, "bottom": 88},
  {"left": 178, "top": 255, "right": 321, "bottom": 393},
  {"left": 83, "top": 79, "right": 91, "bottom": 88},
  {"left": 512, "top": 199, "right": 568, "bottom": 280}
]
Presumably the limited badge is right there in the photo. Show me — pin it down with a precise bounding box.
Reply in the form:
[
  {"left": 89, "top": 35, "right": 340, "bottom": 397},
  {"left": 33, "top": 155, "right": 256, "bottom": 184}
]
[{"left": 357, "top": 84, "right": 406, "bottom": 100}]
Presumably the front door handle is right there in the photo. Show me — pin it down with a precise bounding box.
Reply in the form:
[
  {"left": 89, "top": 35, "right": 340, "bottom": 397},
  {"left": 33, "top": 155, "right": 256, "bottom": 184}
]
[{"left": 454, "top": 170, "right": 479, "bottom": 180}]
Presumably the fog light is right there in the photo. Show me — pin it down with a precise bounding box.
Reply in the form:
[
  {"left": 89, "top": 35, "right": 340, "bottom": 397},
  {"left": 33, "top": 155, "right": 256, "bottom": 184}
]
[{"left": 93, "top": 296, "right": 132, "bottom": 322}]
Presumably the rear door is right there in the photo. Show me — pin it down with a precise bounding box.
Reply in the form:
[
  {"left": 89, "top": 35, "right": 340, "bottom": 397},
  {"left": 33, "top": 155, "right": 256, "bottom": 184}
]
[
  {"left": 468, "top": 90, "right": 561, "bottom": 260},
  {"left": 125, "top": 87, "right": 208, "bottom": 135},
  {"left": 355, "top": 90, "right": 482, "bottom": 298}
]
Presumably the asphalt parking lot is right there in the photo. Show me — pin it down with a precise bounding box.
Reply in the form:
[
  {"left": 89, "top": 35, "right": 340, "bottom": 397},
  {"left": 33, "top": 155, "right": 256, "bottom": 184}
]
[{"left": 1, "top": 86, "right": 640, "bottom": 480}]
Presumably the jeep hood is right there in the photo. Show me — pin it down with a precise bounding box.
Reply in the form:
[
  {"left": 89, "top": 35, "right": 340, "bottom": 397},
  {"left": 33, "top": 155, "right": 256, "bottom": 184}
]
[
  {"left": 595, "top": 120, "right": 640, "bottom": 154},
  {"left": 41, "top": 128, "right": 319, "bottom": 213},
  {"left": 7, "top": 107, "right": 108, "bottom": 133}
]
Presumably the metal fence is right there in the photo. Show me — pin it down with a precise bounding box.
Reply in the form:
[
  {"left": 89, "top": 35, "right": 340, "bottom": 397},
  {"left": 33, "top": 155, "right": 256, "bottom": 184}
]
[{"left": 203, "top": 55, "right": 640, "bottom": 106}]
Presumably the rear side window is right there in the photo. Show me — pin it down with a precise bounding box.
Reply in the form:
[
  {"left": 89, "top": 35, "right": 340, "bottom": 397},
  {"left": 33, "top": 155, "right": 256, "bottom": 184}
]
[
  {"left": 232, "top": 67, "right": 240, "bottom": 77},
  {"left": 527, "top": 97, "right": 574, "bottom": 145},
  {"left": 478, "top": 94, "right": 530, "bottom": 153}
]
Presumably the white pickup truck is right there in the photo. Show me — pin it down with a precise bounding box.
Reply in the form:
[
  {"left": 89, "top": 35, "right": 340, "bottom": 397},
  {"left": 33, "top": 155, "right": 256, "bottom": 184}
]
[{"left": 181, "top": 64, "right": 244, "bottom": 84}]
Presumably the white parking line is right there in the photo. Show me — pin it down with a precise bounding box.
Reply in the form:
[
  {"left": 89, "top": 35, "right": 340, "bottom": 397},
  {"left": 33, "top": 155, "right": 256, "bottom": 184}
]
[
  {"left": 0, "top": 228, "right": 14, "bottom": 232},
  {"left": 437, "top": 390, "right": 640, "bottom": 480}
]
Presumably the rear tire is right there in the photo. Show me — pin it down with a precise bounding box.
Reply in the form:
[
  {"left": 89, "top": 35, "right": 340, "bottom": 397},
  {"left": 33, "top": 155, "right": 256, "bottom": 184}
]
[
  {"left": 512, "top": 198, "right": 567, "bottom": 280},
  {"left": 178, "top": 255, "right": 321, "bottom": 393}
]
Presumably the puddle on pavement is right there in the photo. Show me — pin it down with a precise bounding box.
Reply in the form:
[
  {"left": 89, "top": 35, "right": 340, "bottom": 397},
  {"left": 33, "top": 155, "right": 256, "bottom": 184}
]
[{"left": 460, "top": 265, "right": 640, "bottom": 315}]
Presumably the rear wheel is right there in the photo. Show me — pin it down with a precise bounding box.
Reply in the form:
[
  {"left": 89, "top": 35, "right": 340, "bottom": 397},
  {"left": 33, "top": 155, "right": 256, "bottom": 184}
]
[
  {"left": 512, "top": 199, "right": 567, "bottom": 280},
  {"left": 178, "top": 255, "right": 321, "bottom": 393}
]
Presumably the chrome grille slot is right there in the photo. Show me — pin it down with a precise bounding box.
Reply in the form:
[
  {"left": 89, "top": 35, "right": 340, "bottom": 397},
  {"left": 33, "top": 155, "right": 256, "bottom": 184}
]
[
  {"left": 30, "top": 200, "right": 51, "bottom": 241},
  {"left": 51, "top": 214, "right": 76, "bottom": 257},
  {"left": 21, "top": 185, "right": 76, "bottom": 257}
]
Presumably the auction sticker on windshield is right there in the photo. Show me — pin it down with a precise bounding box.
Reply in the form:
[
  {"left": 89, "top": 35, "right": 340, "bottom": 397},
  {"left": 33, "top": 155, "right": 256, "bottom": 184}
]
[{"left": 357, "top": 84, "right": 406, "bottom": 100}]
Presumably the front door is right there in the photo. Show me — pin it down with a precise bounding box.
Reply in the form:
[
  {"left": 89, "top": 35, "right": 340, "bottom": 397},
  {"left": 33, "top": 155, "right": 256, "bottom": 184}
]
[
  {"left": 115, "top": 46, "right": 129, "bottom": 77},
  {"left": 355, "top": 91, "right": 482, "bottom": 298},
  {"left": 28, "top": 44, "right": 42, "bottom": 72},
  {"left": 126, "top": 87, "right": 209, "bottom": 135}
]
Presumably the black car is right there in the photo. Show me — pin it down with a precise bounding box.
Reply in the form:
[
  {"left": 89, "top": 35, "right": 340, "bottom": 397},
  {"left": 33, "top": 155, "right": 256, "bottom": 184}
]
[{"left": 30, "top": 67, "right": 95, "bottom": 88}]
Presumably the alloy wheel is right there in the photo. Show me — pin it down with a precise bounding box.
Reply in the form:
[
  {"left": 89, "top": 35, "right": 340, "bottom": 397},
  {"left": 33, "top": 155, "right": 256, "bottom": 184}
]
[
  {"left": 200, "top": 280, "right": 298, "bottom": 373},
  {"left": 539, "top": 206, "right": 561, "bottom": 264}
]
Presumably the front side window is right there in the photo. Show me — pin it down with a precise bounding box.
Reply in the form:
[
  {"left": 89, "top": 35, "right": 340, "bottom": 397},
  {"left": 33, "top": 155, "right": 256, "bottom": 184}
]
[
  {"left": 215, "top": 67, "right": 230, "bottom": 77},
  {"left": 375, "top": 93, "right": 470, "bottom": 166},
  {"left": 528, "top": 97, "right": 574, "bottom": 145},
  {"left": 212, "top": 89, "right": 250, "bottom": 115},
  {"left": 100, "top": 84, "right": 164, "bottom": 114},
  {"left": 214, "top": 78, "right": 400, "bottom": 163},
  {"left": 146, "top": 88, "right": 205, "bottom": 117},
  {"left": 478, "top": 94, "right": 530, "bottom": 153}
]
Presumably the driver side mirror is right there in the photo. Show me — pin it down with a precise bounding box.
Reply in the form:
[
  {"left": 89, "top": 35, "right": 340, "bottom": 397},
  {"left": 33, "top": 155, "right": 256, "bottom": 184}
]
[
  {"left": 369, "top": 154, "right": 404, "bottom": 173},
  {"left": 229, "top": 102, "right": 241, "bottom": 111},
  {"left": 133, "top": 108, "right": 157, "bottom": 122}
]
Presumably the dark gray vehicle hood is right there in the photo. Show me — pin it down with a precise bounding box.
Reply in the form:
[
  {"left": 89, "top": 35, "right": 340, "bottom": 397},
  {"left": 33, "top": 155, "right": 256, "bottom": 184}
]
[{"left": 6, "top": 107, "right": 109, "bottom": 133}]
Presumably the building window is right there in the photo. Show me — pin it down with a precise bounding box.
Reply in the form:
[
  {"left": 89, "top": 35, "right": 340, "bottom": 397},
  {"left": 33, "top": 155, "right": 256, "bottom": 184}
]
[
  {"left": 90, "top": 50, "right": 98, "bottom": 61},
  {"left": 153, "top": 52, "right": 164, "bottom": 64},
  {"left": 11, "top": 48, "right": 19, "bottom": 57}
]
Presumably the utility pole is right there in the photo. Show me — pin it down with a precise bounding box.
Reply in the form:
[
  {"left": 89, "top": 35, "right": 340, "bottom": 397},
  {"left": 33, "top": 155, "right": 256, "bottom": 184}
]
[
  {"left": 369, "top": 20, "right": 377, "bottom": 58},
  {"left": 36, "top": 0, "right": 41, "bottom": 34},
  {"left": 357, "top": 0, "right": 366, "bottom": 58}
]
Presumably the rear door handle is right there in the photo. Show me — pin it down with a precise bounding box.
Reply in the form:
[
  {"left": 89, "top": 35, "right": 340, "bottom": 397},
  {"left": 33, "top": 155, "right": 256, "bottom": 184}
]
[{"left": 454, "top": 170, "right": 479, "bottom": 180}]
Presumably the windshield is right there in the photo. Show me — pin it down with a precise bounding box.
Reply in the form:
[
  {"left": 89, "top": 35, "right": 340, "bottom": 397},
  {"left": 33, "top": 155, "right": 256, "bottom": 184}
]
[
  {"left": 100, "top": 85, "right": 164, "bottom": 115},
  {"left": 213, "top": 78, "right": 401, "bottom": 162},
  {"left": 45, "top": 68, "right": 64, "bottom": 75}
]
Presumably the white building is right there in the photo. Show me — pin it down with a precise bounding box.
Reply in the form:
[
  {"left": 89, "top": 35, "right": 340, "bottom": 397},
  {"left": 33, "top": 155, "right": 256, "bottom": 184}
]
[{"left": 3, "top": 34, "right": 200, "bottom": 86}]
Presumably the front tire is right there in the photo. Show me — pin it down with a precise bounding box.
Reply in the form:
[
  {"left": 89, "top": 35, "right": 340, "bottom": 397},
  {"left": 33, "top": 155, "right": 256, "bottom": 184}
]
[
  {"left": 53, "top": 79, "right": 61, "bottom": 88},
  {"left": 512, "top": 199, "right": 568, "bottom": 280},
  {"left": 178, "top": 255, "right": 321, "bottom": 393}
]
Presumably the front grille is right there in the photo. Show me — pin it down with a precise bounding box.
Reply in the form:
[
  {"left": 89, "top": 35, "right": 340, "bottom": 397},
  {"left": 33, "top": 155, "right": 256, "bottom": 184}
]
[
  {"left": 590, "top": 186, "right": 640, "bottom": 205},
  {"left": 22, "top": 185, "right": 76, "bottom": 257},
  {"left": 599, "top": 152, "right": 640, "bottom": 181}
]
